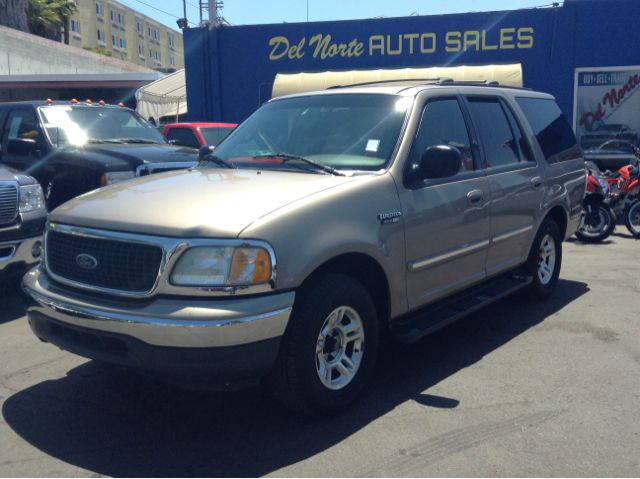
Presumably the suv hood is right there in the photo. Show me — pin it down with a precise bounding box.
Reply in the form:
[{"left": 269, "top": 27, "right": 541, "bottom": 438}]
[
  {"left": 50, "top": 168, "right": 358, "bottom": 237},
  {"left": 62, "top": 143, "right": 198, "bottom": 170}
]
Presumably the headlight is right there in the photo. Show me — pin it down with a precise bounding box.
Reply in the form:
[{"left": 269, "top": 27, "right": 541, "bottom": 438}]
[
  {"left": 19, "top": 184, "right": 45, "bottom": 213},
  {"left": 170, "top": 246, "right": 273, "bottom": 287},
  {"left": 598, "top": 178, "right": 608, "bottom": 190},
  {"left": 101, "top": 171, "right": 135, "bottom": 185}
]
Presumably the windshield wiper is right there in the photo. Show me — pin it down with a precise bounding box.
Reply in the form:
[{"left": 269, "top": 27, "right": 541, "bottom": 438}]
[
  {"left": 198, "top": 153, "right": 237, "bottom": 169},
  {"left": 87, "top": 139, "right": 125, "bottom": 144},
  {"left": 253, "top": 153, "right": 345, "bottom": 176},
  {"left": 116, "top": 138, "right": 161, "bottom": 144}
]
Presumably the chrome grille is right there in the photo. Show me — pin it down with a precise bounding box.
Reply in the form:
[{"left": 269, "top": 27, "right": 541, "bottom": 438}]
[
  {"left": 46, "top": 230, "right": 164, "bottom": 293},
  {"left": 0, "top": 183, "right": 19, "bottom": 226}
]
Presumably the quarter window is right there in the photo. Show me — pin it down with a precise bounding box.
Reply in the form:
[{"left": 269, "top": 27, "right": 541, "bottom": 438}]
[
  {"left": 467, "top": 97, "right": 522, "bottom": 168},
  {"left": 411, "top": 98, "right": 475, "bottom": 172},
  {"left": 516, "top": 97, "right": 581, "bottom": 163}
]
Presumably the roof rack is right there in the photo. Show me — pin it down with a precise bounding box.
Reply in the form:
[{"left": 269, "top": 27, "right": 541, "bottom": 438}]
[{"left": 326, "top": 78, "right": 449, "bottom": 89}]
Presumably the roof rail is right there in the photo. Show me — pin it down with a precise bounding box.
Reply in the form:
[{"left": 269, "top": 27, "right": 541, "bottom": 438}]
[
  {"left": 326, "top": 78, "right": 448, "bottom": 89},
  {"left": 437, "top": 79, "right": 500, "bottom": 85}
]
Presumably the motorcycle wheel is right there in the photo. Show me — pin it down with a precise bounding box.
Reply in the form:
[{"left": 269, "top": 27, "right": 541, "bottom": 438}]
[
  {"left": 624, "top": 201, "right": 640, "bottom": 238},
  {"left": 576, "top": 204, "right": 615, "bottom": 243}
]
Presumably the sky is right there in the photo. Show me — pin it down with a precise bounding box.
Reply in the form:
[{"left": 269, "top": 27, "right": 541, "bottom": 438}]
[{"left": 117, "top": 0, "right": 557, "bottom": 32}]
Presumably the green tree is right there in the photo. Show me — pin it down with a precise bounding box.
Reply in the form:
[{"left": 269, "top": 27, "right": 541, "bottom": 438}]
[{"left": 27, "top": 0, "right": 78, "bottom": 44}]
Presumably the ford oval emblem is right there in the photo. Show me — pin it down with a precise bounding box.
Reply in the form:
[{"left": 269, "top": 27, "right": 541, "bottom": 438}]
[{"left": 76, "top": 253, "right": 98, "bottom": 270}]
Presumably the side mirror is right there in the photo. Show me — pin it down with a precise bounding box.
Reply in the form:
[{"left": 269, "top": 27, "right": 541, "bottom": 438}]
[
  {"left": 198, "top": 145, "right": 214, "bottom": 161},
  {"left": 417, "top": 145, "right": 462, "bottom": 180},
  {"left": 7, "top": 138, "right": 37, "bottom": 155}
]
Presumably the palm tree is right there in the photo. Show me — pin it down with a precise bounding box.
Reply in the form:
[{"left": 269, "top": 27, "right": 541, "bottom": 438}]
[
  {"left": 54, "top": 0, "right": 77, "bottom": 45},
  {"left": 27, "top": 0, "right": 77, "bottom": 44}
]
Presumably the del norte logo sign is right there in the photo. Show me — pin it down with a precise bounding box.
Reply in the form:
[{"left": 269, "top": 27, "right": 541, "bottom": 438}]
[{"left": 267, "top": 27, "right": 535, "bottom": 61}]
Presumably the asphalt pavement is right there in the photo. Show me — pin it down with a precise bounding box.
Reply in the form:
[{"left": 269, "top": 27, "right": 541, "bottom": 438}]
[{"left": 1, "top": 232, "right": 639, "bottom": 477}]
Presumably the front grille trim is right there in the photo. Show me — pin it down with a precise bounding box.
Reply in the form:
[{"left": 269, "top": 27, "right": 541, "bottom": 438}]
[
  {"left": 0, "top": 181, "right": 19, "bottom": 227},
  {"left": 45, "top": 224, "right": 168, "bottom": 298}
]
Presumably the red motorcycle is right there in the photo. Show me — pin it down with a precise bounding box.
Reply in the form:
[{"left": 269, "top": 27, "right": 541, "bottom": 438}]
[
  {"left": 599, "top": 141, "right": 640, "bottom": 237},
  {"left": 576, "top": 161, "right": 616, "bottom": 242}
]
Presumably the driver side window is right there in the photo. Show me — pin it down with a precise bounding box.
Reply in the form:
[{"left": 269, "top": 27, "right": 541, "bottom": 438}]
[
  {"left": 1, "top": 109, "right": 43, "bottom": 154},
  {"left": 411, "top": 98, "right": 475, "bottom": 173}
]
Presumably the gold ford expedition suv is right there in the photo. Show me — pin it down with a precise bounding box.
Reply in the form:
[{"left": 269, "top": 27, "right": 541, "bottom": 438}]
[{"left": 23, "top": 82, "right": 585, "bottom": 414}]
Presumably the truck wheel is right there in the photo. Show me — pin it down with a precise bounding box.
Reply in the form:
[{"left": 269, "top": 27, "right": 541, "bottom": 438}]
[
  {"left": 270, "top": 273, "right": 379, "bottom": 415},
  {"left": 526, "top": 217, "right": 562, "bottom": 299},
  {"left": 46, "top": 177, "right": 80, "bottom": 210}
]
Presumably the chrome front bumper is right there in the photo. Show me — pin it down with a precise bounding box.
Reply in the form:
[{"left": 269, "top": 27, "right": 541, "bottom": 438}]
[
  {"left": 22, "top": 268, "right": 294, "bottom": 349},
  {"left": 0, "top": 235, "right": 42, "bottom": 275}
]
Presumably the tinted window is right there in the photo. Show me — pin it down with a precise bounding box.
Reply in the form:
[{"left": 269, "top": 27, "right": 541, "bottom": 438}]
[
  {"left": 412, "top": 98, "right": 474, "bottom": 172},
  {"left": 1, "top": 109, "right": 43, "bottom": 153},
  {"left": 167, "top": 127, "right": 200, "bottom": 148},
  {"left": 516, "top": 97, "right": 581, "bottom": 163},
  {"left": 467, "top": 97, "right": 521, "bottom": 168}
]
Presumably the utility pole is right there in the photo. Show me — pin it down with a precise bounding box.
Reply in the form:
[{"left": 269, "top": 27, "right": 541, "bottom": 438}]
[{"left": 209, "top": 0, "right": 218, "bottom": 25}]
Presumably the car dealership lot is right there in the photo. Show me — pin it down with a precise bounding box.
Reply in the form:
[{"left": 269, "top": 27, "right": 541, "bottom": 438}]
[{"left": 1, "top": 234, "right": 639, "bottom": 477}]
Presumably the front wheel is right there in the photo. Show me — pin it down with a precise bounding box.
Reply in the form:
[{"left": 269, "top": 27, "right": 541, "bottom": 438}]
[
  {"left": 575, "top": 203, "right": 615, "bottom": 243},
  {"left": 270, "top": 274, "right": 379, "bottom": 415},
  {"left": 624, "top": 201, "right": 640, "bottom": 238},
  {"left": 526, "top": 217, "right": 562, "bottom": 299}
]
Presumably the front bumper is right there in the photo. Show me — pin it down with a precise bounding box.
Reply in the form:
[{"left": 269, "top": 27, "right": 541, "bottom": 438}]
[
  {"left": 0, "top": 235, "right": 43, "bottom": 278},
  {"left": 23, "top": 268, "right": 295, "bottom": 387}
]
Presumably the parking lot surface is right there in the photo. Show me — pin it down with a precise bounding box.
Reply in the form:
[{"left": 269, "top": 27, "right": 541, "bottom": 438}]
[{"left": 1, "top": 233, "right": 639, "bottom": 477}]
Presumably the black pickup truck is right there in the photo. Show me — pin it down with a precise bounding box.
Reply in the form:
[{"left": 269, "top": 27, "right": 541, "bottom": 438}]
[
  {"left": 0, "top": 101, "right": 198, "bottom": 209},
  {"left": 0, "top": 164, "right": 46, "bottom": 282}
]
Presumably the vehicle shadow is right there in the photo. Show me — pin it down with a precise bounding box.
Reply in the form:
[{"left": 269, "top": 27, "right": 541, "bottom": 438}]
[
  {"left": 2, "top": 279, "right": 588, "bottom": 477},
  {"left": 0, "top": 282, "right": 31, "bottom": 324}
]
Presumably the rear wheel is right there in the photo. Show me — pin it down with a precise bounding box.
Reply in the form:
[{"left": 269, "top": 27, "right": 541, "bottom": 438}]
[
  {"left": 624, "top": 201, "right": 640, "bottom": 238},
  {"left": 270, "top": 274, "right": 379, "bottom": 415},
  {"left": 526, "top": 217, "right": 562, "bottom": 299}
]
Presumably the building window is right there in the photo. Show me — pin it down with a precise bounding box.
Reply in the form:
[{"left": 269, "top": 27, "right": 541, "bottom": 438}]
[
  {"left": 170, "top": 55, "right": 175, "bottom": 66},
  {"left": 119, "top": 37, "right": 126, "bottom": 49},
  {"left": 168, "top": 34, "right": 174, "bottom": 48},
  {"left": 136, "top": 20, "right": 143, "bottom": 35},
  {"left": 71, "top": 19, "right": 81, "bottom": 34},
  {"left": 96, "top": 2, "right": 103, "bottom": 17},
  {"left": 138, "top": 44, "right": 144, "bottom": 57},
  {"left": 97, "top": 29, "right": 105, "bottom": 42},
  {"left": 110, "top": 9, "right": 115, "bottom": 21},
  {"left": 111, "top": 34, "right": 117, "bottom": 47},
  {"left": 117, "top": 12, "right": 124, "bottom": 26}
]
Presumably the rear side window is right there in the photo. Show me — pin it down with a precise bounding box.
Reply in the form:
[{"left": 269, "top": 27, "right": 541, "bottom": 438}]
[
  {"left": 467, "top": 97, "right": 523, "bottom": 168},
  {"left": 516, "top": 97, "right": 582, "bottom": 163},
  {"left": 166, "top": 127, "right": 199, "bottom": 148}
]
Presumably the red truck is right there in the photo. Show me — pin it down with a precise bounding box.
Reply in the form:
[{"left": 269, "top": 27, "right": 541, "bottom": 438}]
[{"left": 163, "top": 122, "right": 238, "bottom": 149}]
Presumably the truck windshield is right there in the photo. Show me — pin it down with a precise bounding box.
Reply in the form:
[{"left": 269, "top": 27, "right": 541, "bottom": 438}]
[
  {"left": 210, "top": 94, "right": 411, "bottom": 172},
  {"left": 38, "top": 105, "right": 165, "bottom": 146}
]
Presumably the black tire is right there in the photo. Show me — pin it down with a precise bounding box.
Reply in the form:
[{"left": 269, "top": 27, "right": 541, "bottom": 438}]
[
  {"left": 526, "top": 217, "right": 563, "bottom": 299},
  {"left": 46, "top": 176, "right": 82, "bottom": 210},
  {"left": 624, "top": 201, "right": 640, "bottom": 238},
  {"left": 575, "top": 203, "right": 615, "bottom": 243},
  {"left": 270, "top": 273, "right": 379, "bottom": 415}
]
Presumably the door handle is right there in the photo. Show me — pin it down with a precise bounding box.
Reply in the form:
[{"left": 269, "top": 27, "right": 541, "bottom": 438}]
[
  {"left": 531, "top": 176, "right": 543, "bottom": 187},
  {"left": 467, "top": 189, "right": 484, "bottom": 204}
]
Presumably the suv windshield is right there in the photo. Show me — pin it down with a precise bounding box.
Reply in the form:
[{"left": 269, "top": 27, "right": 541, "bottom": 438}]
[
  {"left": 210, "top": 94, "right": 410, "bottom": 172},
  {"left": 38, "top": 105, "right": 165, "bottom": 146}
]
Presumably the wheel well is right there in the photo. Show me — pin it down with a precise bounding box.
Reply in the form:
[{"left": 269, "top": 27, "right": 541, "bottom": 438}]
[
  {"left": 302, "top": 253, "right": 391, "bottom": 330},
  {"left": 546, "top": 206, "right": 568, "bottom": 238}
]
